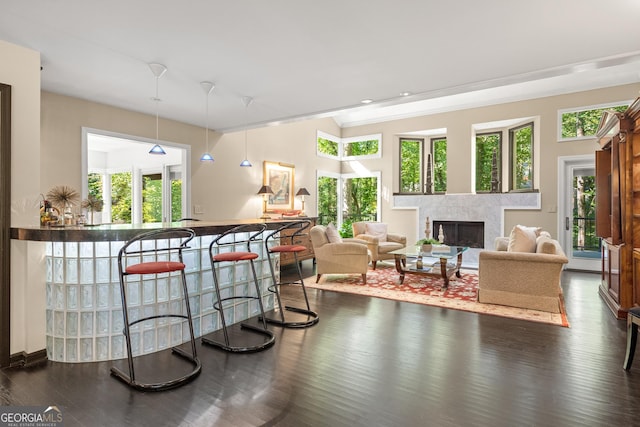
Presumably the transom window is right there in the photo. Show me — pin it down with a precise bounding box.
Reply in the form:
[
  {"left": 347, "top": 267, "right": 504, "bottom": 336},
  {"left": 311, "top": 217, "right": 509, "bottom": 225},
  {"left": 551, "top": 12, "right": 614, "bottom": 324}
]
[
  {"left": 317, "top": 131, "right": 381, "bottom": 160},
  {"left": 558, "top": 101, "right": 630, "bottom": 141}
]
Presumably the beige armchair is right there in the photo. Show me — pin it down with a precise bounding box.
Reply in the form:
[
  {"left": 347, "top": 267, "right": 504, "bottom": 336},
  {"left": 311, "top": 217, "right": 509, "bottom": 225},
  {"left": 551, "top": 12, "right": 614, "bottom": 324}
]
[
  {"left": 309, "top": 224, "right": 370, "bottom": 284},
  {"left": 352, "top": 222, "right": 406, "bottom": 270}
]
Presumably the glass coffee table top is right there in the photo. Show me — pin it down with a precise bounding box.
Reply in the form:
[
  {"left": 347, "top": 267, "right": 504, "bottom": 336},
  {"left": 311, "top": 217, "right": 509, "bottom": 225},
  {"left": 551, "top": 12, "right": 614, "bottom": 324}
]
[
  {"left": 389, "top": 246, "right": 468, "bottom": 288},
  {"left": 389, "top": 245, "right": 468, "bottom": 260}
]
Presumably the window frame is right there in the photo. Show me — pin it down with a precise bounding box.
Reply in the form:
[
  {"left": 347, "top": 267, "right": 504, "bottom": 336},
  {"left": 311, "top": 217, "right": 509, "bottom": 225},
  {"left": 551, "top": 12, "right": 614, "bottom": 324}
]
[
  {"left": 508, "top": 122, "right": 534, "bottom": 192},
  {"left": 430, "top": 136, "right": 447, "bottom": 194}
]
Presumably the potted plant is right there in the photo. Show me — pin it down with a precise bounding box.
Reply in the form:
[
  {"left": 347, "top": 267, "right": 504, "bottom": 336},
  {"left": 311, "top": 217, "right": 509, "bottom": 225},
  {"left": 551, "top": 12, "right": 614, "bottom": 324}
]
[
  {"left": 81, "top": 195, "right": 104, "bottom": 225},
  {"left": 416, "top": 237, "right": 439, "bottom": 253}
]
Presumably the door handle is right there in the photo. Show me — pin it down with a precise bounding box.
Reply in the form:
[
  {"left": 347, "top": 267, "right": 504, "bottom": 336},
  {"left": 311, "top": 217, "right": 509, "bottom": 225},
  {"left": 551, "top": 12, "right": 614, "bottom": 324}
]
[{"left": 565, "top": 217, "right": 570, "bottom": 231}]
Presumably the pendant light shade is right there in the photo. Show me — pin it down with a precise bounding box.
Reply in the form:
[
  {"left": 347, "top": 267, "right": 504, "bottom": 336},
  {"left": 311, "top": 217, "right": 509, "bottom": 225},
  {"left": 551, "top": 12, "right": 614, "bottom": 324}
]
[
  {"left": 200, "top": 81, "right": 215, "bottom": 162},
  {"left": 148, "top": 63, "right": 167, "bottom": 155},
  {"left": 240, "top": 96, "right": 253, "bottom": 167}
]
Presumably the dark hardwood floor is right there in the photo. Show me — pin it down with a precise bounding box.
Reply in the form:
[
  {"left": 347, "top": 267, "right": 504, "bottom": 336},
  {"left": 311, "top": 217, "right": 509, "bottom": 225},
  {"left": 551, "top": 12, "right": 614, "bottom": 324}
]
[{"left": 1, "top": 262, "right": 639, "bottom": 426}]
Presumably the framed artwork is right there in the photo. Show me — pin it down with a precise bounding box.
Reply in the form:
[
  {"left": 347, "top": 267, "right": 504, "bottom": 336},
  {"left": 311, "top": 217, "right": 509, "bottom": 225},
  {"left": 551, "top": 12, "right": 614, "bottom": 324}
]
[{"left": 263, "top": 161, "right": 295, "bottom": 211}]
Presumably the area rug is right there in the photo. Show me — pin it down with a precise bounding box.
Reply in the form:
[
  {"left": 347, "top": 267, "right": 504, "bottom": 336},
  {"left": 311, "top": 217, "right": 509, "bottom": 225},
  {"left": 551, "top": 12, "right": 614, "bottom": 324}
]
[{"left": 304, "top": 265, "right": 569, "bottom": 327}]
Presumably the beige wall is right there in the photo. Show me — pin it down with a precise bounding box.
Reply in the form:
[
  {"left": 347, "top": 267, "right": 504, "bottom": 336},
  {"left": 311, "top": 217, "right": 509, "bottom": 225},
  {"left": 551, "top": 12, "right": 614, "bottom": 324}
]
[
  {"left": 341, "top": 83, "right": 640, "bottom": 244},
  {"left": 40, "top": 82, "right": 640, "bottom": 245},
  {"left": 1, "top": 40, "right": 44, "bottom": 356}
]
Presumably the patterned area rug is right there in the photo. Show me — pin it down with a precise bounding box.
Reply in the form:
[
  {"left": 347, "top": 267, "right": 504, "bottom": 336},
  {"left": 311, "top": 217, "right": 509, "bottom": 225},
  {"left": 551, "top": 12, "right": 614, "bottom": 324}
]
[{"left": 305, "top": 265, "right": 569, "bottom": 327}]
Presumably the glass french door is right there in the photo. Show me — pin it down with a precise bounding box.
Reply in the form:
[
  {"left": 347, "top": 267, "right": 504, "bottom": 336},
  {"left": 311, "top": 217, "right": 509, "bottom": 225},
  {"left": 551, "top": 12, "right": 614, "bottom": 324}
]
[{"left": 560, "top": 155, "right": 601, "bottom": 271}]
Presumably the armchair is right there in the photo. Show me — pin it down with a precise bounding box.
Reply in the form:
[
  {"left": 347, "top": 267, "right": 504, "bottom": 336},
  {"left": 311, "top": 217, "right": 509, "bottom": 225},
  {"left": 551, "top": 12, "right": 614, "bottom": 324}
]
[
  {"left": 352, "top": 222, "right": 406, "bottom": 270},
  {"left": 309, "top": 224, "right": 370, "bottom": 284}
]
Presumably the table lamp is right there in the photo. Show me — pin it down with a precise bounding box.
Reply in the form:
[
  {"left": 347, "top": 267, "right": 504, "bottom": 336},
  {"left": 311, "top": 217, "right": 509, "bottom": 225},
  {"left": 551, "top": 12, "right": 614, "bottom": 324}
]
[
  {"left": 257, "top": 185, "right": 274, "bottom": 219},
  {"left": 296, "top": 187, "right": 310, "bottom": 217}
]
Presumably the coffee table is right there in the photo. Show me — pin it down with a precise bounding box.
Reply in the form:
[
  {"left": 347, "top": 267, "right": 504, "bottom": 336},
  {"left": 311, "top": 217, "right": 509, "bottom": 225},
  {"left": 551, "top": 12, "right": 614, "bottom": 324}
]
[{"left": 389, "top": 246, "right": 468, "bottom": 289}]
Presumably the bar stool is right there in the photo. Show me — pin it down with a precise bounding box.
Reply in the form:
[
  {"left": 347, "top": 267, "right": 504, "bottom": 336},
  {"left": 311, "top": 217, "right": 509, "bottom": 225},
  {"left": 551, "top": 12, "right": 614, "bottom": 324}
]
[
  {"left": 201, "top": 224, "right": 275, "bottom": 353},
  {"left": 264, "top": 220, "right": 319, "bottom": 328},
  {"left": 111, "top": 228, "right": 201, "bottom": 391},
  {"left": 623, "top": 307, "right": 640, "bottom": 370}
]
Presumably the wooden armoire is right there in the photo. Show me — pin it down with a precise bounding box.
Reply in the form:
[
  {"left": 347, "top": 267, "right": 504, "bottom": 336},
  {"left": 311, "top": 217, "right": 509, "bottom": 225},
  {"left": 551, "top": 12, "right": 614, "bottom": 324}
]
[{"left": 595, "top": 96, "right": 640, "bottom": 319}]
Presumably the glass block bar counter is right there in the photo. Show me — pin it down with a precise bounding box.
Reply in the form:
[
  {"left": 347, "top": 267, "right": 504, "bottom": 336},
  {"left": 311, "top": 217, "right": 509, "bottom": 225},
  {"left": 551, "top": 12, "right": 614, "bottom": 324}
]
[{"left": 11, "top": 220, "right": 292, "bottom": 363}]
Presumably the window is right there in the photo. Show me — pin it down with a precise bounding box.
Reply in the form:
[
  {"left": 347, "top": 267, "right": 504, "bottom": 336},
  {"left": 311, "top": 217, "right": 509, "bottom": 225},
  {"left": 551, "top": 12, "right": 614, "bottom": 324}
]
[
  {"left": 398, "top": 135, "right": 447, "bottom": 194},
  {"left": 317, "top": 174, "right": 339, "bottom": 226},
  {"left": 509, "top": 123, "right": 533, "bottom": 191},
  {"left": 399, "top": 138, "right": 423, "bottom": 193},
  {"left": 431, "top": 137, "right": 447, "bottom": 193},
  {"left": 83, "top": 129, "right": 189, "bottom": 224},
  {"left": 559, "top": 102, "right": 629, "bottom": 141},
  {"left": 317, "top": 171, "right": 380, "bottom": 237},
  {"left": 342, "top": 135, "right": 380, "bottom": 159},
  {"left": 475, "top": 132, "right": 501, "bottom": 193},
  {"left": 317, "top": 131, "right": 381, "bottom": 160},
  {"left": 317, "top": 132, "right": 340, "bottom": 158}
]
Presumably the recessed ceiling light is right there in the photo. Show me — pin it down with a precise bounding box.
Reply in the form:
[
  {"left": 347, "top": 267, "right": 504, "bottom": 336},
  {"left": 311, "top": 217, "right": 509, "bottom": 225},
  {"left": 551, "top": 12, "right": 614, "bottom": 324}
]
[
  {"left": 400, "top": 92, "right": 411, "bottom": 96},
  {"left": 361, "top": 99, "right": 373, "bottom": 104}
]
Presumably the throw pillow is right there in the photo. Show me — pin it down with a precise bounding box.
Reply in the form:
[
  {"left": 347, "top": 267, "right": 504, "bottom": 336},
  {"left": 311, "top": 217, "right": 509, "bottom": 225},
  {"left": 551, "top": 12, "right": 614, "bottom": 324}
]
[
  {"left": 507, "top": 224, "right": 538, "bottom": 253},
  {"left": 325, "top": 223, "right": 343, "bottom": 244},
  {"left": 365, "top": 222, "right": 388, "bottom": 242},
  {"left": 536, "top": 236, "right": 557, "bottom": 255}
]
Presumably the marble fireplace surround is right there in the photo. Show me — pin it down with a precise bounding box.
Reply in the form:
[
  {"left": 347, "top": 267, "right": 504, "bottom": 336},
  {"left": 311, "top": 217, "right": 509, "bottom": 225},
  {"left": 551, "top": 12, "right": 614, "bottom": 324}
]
[{"left": 393, "top": 192, "right": 541, "bottom": 268}]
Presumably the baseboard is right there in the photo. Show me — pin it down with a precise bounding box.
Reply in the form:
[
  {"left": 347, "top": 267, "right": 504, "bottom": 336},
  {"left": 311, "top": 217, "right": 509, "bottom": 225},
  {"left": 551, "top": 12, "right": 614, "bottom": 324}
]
[{"left": 9, "top": 349, "right": 48, "bottom": 368}]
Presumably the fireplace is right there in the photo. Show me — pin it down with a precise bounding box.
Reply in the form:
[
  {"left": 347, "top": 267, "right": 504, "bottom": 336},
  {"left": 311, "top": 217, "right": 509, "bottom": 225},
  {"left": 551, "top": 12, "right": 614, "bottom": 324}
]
[{"left": 433, "top": 221, "right": 484, "bottom": 248}]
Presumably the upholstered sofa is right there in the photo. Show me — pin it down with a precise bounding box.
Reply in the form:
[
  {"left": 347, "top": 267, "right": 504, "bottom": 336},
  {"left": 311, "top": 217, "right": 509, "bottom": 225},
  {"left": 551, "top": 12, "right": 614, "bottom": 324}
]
[
  {"left": 352, "top": 221, "right": 406, "bottom": 269},
  {"left": 478, "top": 226, "right": 568, "bottom": 313},
  {"left": 309, "top": 224, "right": 370, "bottom": 284}
]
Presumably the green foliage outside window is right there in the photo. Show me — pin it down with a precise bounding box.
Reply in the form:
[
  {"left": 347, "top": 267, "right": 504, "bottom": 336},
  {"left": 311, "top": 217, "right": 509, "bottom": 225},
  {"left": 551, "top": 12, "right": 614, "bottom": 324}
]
[
  {"left": 561, "top": 104, "right": 628, "bottom": 139},
  {"left": 572, "top": 175, "right": 598, "bottom": 251},
  {"left": 510, "top": 124, "right": 533, "bottom": 190},
  {"left": 344, "top": 139, "right": 378, "bottom": 157},
  {"left": 318, "top": 137, "right": 339, "bottom": 156},
  {"left": 400, "top": 138, "right": 421, "bottom": 193},
  {"left": 476, "top": 133, "right": 501, "bottom": 192},
  {"left": 343, "top": 176, "right": 377, "bottom": 223},
  {"left": 432, "top": 137, "right": 447, "bottom": 192},
  {"left": 142, "top": 174, "right": 163, "bottom": 223},
  {"left": 317, "top": 176, "right": 338, "bottom": 226},
  {"left": 171, "top": 179, "right": 182, "bottom": 222},
  {"left": 88, "top": 173, "right": 102, "bottom": 200},
  {"left": 111, "top": 172, "right": 132, "bottom": 223}
]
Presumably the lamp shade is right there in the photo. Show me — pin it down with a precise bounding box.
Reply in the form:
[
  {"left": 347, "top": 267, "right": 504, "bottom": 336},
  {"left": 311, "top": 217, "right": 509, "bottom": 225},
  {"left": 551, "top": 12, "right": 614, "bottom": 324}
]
[
  {"left": 149, "top": 144, "right": 167, "bottom": 155},
  {"left": 257, "top": 185, "right": 274, "bottom": 195},
  {"left": 200, "top": 152, "right": 214, "bottom": 162},
  {"left": 296, "top": 188, "right": 310, "bottom": 197}
]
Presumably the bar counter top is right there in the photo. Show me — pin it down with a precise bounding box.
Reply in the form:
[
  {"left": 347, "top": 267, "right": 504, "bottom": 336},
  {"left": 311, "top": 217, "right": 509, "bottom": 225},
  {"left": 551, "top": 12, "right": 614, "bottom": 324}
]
[{"left": 10, "top": 218, "right": 298, "bottom": 242}]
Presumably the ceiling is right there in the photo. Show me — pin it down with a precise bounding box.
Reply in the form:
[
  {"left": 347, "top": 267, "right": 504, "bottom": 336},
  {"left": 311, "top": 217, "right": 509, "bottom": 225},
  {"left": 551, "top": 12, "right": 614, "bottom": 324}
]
[{"left": 1, "top": 0, "right": 640, "bottom": 133}]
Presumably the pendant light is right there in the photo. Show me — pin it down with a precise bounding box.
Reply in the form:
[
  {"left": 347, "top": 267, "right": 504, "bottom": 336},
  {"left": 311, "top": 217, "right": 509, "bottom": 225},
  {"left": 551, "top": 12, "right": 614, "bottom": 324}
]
[
  {"left": 200, "top": 81, "right": 215, "bottom": 162},
  {"left": 239, "top": 96, "right": 253, "bottom": 167},
  {"left": 148, "top": 63, "right": 167, "bottom": 155}
]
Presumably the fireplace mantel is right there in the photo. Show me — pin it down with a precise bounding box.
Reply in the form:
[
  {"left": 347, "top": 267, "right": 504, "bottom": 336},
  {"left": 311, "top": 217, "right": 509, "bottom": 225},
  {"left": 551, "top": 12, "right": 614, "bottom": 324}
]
[{"left": 393, "top": 193, "right": 541, "bottom": 267}]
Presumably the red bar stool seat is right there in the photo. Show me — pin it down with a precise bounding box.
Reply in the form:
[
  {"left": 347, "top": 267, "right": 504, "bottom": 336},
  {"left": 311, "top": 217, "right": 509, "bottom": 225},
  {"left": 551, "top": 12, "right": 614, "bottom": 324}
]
[
  {"left": 110, "top": 228, "right": 201, "bottom": 391},
  {"left": 264, "top": 220, "right": 319, "bottom": 328},
  {"left": 201, "top": 224, "right": 275, "bottom": 353}
]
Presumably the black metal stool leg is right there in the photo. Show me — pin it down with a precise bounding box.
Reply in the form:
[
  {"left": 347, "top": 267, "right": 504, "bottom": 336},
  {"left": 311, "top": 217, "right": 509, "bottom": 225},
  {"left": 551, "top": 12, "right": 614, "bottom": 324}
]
[
  {"left": 262, "top": 225, "right": 319, "bottom": 329},
  {"left": 624, "top": 318, "right": 638, "bottom": 370},
  {"left": 201, "top": 224, "right": 275, "bottom": 353},
  {"left": 110, "top": 228, "right": 201, "bottom": 392}
]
